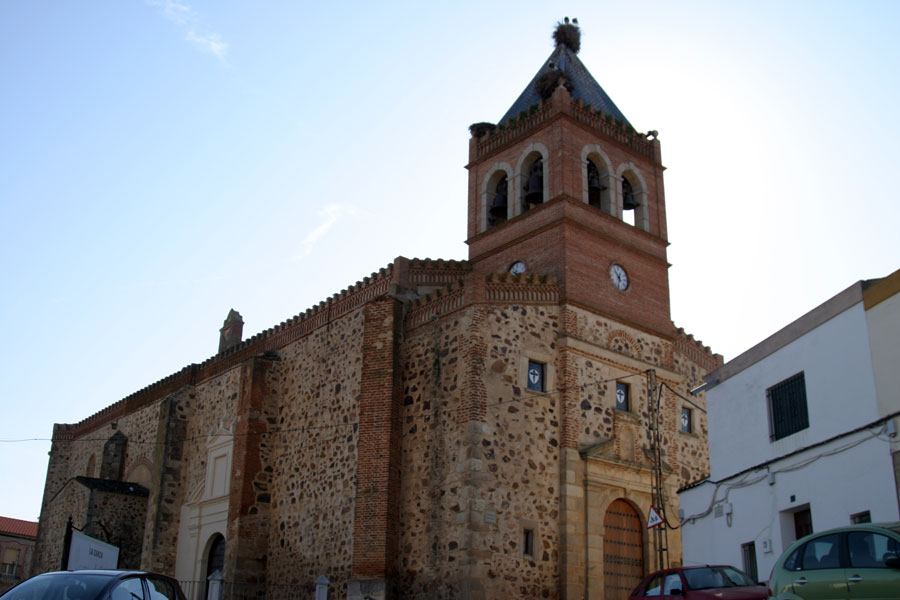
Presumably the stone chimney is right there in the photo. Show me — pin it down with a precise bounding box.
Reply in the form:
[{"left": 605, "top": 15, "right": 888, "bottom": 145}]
[{"left": 218, "top": 309, "right": 244, "bottom": 353}]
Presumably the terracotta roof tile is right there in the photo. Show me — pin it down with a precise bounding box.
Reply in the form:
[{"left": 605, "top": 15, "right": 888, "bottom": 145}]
[{"left": 0, "top": 516, "right": 38, "bottom": 538}]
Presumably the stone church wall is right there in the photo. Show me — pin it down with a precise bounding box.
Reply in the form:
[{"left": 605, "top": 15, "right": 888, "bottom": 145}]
[
  {"left": 396, "top": 309, "right": 467, "bottom": 597},
  {"left": 397, "top": 301, "right": 564, "bottom": 599},
  {"left": 264, "top": 308, "right": 364, "bottom": 597}
]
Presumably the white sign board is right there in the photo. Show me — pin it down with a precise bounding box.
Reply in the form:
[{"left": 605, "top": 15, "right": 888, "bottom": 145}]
[
  {"left": 67, "top": 530, "right": 120, "bottom": 570},
  {"left": 647, "top": 506, "right": 664, "bottom": 529}
]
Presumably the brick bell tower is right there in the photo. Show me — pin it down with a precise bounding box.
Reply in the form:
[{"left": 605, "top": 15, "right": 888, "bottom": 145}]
[{"left": 466, "top": 18, "right": 672, "bottom": 337}]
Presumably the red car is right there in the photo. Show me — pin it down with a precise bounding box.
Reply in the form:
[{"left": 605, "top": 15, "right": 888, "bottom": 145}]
[{"left": 628, "top": 565, "right": 769, "bottom": 599}]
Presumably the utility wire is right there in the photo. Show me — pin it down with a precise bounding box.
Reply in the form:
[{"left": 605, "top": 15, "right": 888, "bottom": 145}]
[{"left": 0, "top": 371, "right": 653, "bottom": 445}]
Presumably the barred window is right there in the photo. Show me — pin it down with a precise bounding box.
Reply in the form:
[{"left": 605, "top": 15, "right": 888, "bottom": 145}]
[{"left": 768, "top": 372, "right": 809, "bottom": 441}]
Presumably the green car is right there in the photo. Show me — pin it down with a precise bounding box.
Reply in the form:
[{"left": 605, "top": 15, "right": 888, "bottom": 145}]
[{"left": 767, "top": 522, "right": 900, "bottom": 599}]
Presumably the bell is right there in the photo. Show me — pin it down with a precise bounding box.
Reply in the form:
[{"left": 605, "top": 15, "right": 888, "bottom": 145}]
[
  {"left": 587, "top": 160, "right": 605, "bottom": 207},
  {"left": 622, "top": 178, "right": 639, "bottom": 211},
  {"left": 488, "top": 177, "right": 508, "bottom": 225},
  {"left": 523, "top": 159, "right": 544, "bottom": 207}
]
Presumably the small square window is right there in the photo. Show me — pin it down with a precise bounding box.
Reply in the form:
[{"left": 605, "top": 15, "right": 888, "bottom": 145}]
[
  {"left": 615, "top": 382, "right": 629, "bottom": 411},
  {"left": 851, "top": 510, "right": 871, "bottom": 524},
  {"left": 527, "top": 360, "right": 545, "bottom": 392},
  {"left": 523, "top": 529, "right": 535, "bottom": 557},
  {"left": 681, "top": 407, "right": 692, "bottom": 433}
]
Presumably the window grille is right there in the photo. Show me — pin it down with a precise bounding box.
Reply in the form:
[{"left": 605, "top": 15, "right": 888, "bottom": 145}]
[{"left": 767, "top": 372, "right": 808, "bottom": 441}]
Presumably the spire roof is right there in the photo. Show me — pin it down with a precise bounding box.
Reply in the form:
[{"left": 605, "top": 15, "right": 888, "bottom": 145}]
[{"left": 498, "top": 26, "right": 632, "bottom": 128}]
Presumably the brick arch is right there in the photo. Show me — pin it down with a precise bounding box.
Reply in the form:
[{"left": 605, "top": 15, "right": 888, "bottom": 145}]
[
  {"left": 480, "top": 162, "right": 513, "bottom": 232},
  {"left": 582, "top": 144, "right": 615, "bottom": 215},
  {"left": 514, "top": 142, "right": 549, "bottom": 216},
  {"left": 606, "top": 329, "right": 642, "bottom": 359}
]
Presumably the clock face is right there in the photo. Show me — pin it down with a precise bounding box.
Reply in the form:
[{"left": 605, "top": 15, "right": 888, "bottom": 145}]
[
  {"left": 509, "top": 261, "right": 527, "bottom": 275},
  {"left": 610, "top": 264, "right": 629, "bottom": 291}
]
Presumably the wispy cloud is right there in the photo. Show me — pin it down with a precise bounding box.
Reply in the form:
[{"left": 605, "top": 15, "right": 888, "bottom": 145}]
[
  {"left": 294, "top": 204, "right": 357, "bottom": 261},
  {"left": 147, "top": 0, "right": 228, "bottom": 60}
]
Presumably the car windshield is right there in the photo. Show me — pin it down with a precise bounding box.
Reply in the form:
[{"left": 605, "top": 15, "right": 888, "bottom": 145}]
[
  {"left": 2, "top": 573, "right": 113, "bottom": 600},
  {"left": 682, "top": 566, "right": 755, "bottom": 590}
]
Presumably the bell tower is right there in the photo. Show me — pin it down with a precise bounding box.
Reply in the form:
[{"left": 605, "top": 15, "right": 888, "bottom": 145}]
[{"left": 465, "top": 19, "right": 672, "bottom": 336}]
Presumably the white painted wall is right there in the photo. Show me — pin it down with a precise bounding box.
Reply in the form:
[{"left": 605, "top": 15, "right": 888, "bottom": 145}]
[
  {"left": 706, "top": 302, "right": 878, "bottom": 481},
  {"left": 679, "top": 297, "right": 900, "bottom": 583},
  {"left": 679, "top": 427, "right": 898, "bottom": 582}
]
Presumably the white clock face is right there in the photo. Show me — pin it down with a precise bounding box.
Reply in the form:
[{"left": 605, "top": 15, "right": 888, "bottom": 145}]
[
  {"left": 610, "top": 264, "right": 629, "bottom": 290},
  {"left": 509, "top": 261, "right": 527, "bottom": 275}
]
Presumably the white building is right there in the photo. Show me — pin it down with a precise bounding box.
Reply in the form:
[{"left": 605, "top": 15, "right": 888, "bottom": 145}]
[{"left": 678, "top": 269, "right": 900, "bottom": 583}]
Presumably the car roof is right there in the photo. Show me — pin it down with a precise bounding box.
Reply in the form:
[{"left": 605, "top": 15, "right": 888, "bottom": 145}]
[
  {"left": 782, "top": 522, "right": 900, "bottom": 554},
  {"left": 37, "top": 570, "right": 172, "bottom": 579},
  {"left": 802, "top": 522, "right": 900, "bottom": 540}
]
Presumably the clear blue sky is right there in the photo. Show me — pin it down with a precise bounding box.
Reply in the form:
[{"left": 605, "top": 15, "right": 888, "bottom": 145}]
[{"left": 2, "top": 1, "right": 898, "bottom": 521}]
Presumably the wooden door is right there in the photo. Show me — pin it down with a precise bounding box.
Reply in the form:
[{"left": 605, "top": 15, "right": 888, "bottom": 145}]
[{"left": 603, "top": 499, "right": 644, "bottom": 600}]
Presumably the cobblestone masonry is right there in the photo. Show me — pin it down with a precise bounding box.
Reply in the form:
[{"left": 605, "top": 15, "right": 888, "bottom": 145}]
[{"left": 264, "top": 310, "right": 364, "bottom": 599}]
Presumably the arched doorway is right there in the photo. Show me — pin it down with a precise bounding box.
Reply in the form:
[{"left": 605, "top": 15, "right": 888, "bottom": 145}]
[
  {"left": 204, "top": 534, "right": 226, "bottom": 600},
  {"left": 603, "top": 499, "right": 643, "bottom": 600}
]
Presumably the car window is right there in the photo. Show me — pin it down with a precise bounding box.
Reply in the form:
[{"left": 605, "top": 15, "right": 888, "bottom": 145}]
[
  {"left": 683, "top": 567, "right": 725, "bottom": 589},
  {"left": 643, "top": 573, "right": 663, "bottom": 596},
  {"left": 848, "top": 531, "right": 900, "bottom": 568},
  {"left": 801, "top": 533, "right": 842, "bottom": 570},
  {"left": 1, "top": 573, "right": 111, "bottom": 600},
  {"left": 110, "top": 578, "right": 145, "bottom": 600},
  {"left": 783, "top": 545, "right": 803, "bottom": 571},
  {"left": 662, "top": 573, "right": 683, "bottom": 595},
  {"left": 145, "top": 577, "right": 177, "bottom": 600}
]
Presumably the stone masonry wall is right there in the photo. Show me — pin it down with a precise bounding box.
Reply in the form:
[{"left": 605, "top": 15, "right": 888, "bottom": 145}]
[
  {"left": 396, "top": 311, "right": 466, "bottom": 598},
  {"left": 264, "top": 309, "right": 364, "bottom": 597},
  {"left": 85, "top": 488, "right": 148, "bottom": 569},
  {"left": 34, "top": 395, "right": 169, "bottom": 575},
  {"left": 571, "top": 306, "right": 714, "bottom": 488},
  {"left": 397, "top": 301, "right": 563, "bottom": 599}
]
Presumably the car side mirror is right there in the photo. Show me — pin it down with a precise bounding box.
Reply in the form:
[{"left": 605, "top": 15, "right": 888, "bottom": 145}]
[
  {"left": 885, "top": 555, "right": 900, "bottom": 569},
  {"left": 669, "top": 588, "right": 684, "bottom": 596}
]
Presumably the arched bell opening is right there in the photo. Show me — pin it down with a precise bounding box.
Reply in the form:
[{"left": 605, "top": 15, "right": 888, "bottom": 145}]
[
  {"left": 618, "top": 167, "right": 649, "bottom": 231},
  {"left": 521, "top": 155, "right": 545, "bottom": 213},
  {"left": 586, "top": 158, "right": 612, "bottom": 213},
  {"left": 487, "top": 174, "right": 509, "bottom": 229},
  {"left": 622, "top": 175, "right": 637, "bottom": 226}
]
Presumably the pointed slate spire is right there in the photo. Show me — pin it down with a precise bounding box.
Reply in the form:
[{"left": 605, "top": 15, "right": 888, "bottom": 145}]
[{"left": 498, "top": 19, "right": 632, "bottom": 127}]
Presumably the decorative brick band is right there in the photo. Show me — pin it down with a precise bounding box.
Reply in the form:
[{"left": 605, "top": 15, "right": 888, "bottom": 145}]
[
  {"left": 472, "top": 96, "right": 654, "bottom": 162},
  {"left": 673, "top": 326, "right": 723, "bottom": 372},
  {"left": 405, "top": 284, "right": 466, "bottom": 330},
  {"left": 569, "top": 100, "right": 655, "bottom": 159}
]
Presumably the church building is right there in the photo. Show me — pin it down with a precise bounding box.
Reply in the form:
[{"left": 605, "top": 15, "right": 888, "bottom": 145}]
[{"left": 33, "top": 21, "right": 720, "bottom": 600}]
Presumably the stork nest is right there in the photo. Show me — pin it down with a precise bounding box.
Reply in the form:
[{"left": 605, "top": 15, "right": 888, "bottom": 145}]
[
  {"left": 469, "top": 122, "right": 497, "bottom": 138},
  {"left": 535, "top": 69, "right": 573, "bottom": 100},
  {"left": 553, "top": 22, "right": 581, "bottom": 53}
]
